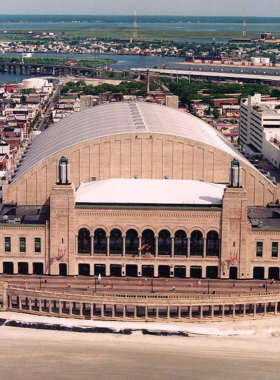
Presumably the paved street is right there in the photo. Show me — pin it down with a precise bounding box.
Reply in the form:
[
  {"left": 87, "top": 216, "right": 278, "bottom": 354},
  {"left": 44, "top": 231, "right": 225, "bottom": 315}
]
[{"left": 1, "top": 274, "right": 278, "bottom": 296}]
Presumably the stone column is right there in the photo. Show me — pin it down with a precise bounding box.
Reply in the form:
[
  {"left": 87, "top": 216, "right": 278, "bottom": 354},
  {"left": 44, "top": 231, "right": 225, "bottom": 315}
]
[
  {"left": 202, "top": 266, "right": 206, "bottom": 278},
  {"left": 107, "top": 237, "right": 110, "bottom": 256},
  {"left": 264, "top": 267, "right": 268, "bottom": 279},
  {"left": 90, "top": 303, "right": 93, "bottom": 318},
  {"left": 18, "top": 297, "right": 22, "bottom": 310},
  {"left": 253, "top": 303, "right": 257, "bottom": 317},
  {"left": 59, "top": 301, "right": 62, "bottom": 315},
  {"left": 154, "top": 265, "right": 158, "bottom": 278},
  {"left": 203, "top": 238, "right": 207, "bottom": 258},
  {"left": 79, "top": 303, "right": 83, "bottom": 317},
  {"left": 200, "top": 305, "right": 203, "bottom": 319},
  {"left": 177, "top": 306, "right": 181, "bottom": 320},
  {"left": 112, "top": 305, "right": 115, "bottom": 318},
  {"left": 122, "top": 237, "right": 126, "bottom": 257},
  {"left": 134, "top": 305, "right": 137, "bottom": 319},
  {"left": 91, "top": 236, "right": 94, "bottom": 256},
  {"left": 187, "top": 239, "right": 190, "bottom": 258},
  {"left": 189, "top": 305, "right": 192, "bottom": 320},
  {"left": 105, "top": 264, "right": 110, "bottom": 277},
  {"left": 69, "top": 302, "right": 73, "bottom": 316},
  {"left": 275, "top": 302, "right": 278, "bottom": 316},
  {"left": 156, "top": 306, "right": 159, "bottom": 320},
  {"left": 222, "top": 304, "right": 225, "bottom": 318},
  {"left": 211, "top": 305, "right": 214, "bottom": 319},
  {"left": 101, "top": 304, "right": 104, "bottom": 318},
  {"left": 145, "top": 306, "right": 148, "bottom": 319},
  {"left": 171, "top": 237, "right": 174, "bottom": 258},
  {"left": 49, "top": 300, "right": 52, "bottom": 313},
  {"left": 123, "top": 305, "right": 126, "bottom": 319},
  {"left": 155, "top": 236, "right": 158, "bottom": 258},
  {"left": 138, "top": 237, "right": 142, "bottom": 258},
  {"left": 232, "top": 304, "right": 235, "bottom": 318},
  {"left": 29, "top": 299, "right": 32, "bottom": 311},
  {"left": 264, "top": 303, "right": 267, "bottom": 316},
  {"left": 39, "top": 299, "right": 42, "bottom": 313},
  {"left": 243, "top": 304, "right": 246, "bottom": 317},
  {"left": 167, "top": 306, "right": 170, "bottom": 320}
]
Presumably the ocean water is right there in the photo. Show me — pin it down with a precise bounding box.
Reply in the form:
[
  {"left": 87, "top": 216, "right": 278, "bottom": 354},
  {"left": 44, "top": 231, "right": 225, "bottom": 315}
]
[{"left": 0, "top": 15, "right": 279, "bottom": 32}]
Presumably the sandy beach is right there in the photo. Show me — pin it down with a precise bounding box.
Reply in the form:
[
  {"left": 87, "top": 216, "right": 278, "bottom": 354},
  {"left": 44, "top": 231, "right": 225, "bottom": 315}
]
[{"left": 1, "top": 312, "right": 280, "bottom": 379}]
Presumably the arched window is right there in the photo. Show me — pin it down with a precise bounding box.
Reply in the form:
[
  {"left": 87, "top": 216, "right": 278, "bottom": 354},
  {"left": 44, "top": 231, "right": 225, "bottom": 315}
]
[
  {"left": 158, "top": 229, "right": 171, "bottom": 256},
  {"left": 206, "top": 231, "right": 220, "bottom": 256},
  {"left": 94, "top": 228, "right": 107, "bottom": 254},
  {"left": 190, "top": 230, "right": 203, "bottom": 256},
  {"left": 78, "top": 228, "right": 91, "bottom": 254},
  {"left": 174, "top": 230, "right": 187, "bottom": 256},
  {"left": 110, "top": 228, "right": 123, "bottom": 254},
  {"left": 141, "top": 229, "right": 155, "bottom": 255},
  {"left": 125, "top": 229, "right": 139, "bottom": 254}
]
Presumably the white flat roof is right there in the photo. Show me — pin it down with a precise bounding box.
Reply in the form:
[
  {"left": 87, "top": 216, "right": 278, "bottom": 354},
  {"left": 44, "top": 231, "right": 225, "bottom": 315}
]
[{"left": 76, "top": 179, "right": 225, "bottom": 206}]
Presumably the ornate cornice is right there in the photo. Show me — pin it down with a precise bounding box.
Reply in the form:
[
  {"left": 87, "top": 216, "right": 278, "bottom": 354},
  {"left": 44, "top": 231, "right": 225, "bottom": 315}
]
[{"left": 76, "top": 212, "right": 221, "bottom": 218}]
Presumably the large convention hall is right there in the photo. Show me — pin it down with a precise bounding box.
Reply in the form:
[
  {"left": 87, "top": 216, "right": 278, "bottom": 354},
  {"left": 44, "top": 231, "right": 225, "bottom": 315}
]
[{"left": 0, "top": 102, "right": 280, "bottom": 280}]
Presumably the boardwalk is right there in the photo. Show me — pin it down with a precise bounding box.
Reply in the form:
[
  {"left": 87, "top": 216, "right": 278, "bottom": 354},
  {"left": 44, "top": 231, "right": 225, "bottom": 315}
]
[{"left": 1, "top": 282, "right": 280, "bottom": 322}]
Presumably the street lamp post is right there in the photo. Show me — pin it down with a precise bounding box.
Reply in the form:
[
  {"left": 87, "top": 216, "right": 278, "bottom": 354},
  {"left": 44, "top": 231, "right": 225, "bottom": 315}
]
[
  {"left": 94, "top": 277, "right": 98, "bottom": 293},
  {"left": 39, "top": 275, "right": 42, "bottom": 289}
]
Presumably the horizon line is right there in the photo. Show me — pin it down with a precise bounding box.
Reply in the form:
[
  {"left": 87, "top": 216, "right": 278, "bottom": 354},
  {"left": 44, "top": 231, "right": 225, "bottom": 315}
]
[{"left": 0, "top": 14, "right": 279, "bottom": 18}]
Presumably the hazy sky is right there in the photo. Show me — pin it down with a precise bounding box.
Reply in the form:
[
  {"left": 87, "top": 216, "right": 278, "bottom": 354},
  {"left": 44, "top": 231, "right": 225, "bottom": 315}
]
[{"left": 1, "top": 0, "right": 280, "bottom": 17}]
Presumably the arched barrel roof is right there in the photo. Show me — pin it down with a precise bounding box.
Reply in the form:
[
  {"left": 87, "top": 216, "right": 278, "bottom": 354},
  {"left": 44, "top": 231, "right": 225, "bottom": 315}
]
[{"left": 13, "top": 102, "right": 256, "bottom": 183}]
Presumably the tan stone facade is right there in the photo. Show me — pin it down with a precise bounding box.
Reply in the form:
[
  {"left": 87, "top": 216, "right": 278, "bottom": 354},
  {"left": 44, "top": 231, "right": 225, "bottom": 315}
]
[
  {"left": 3, "top": 133, "right": 278, "bottom": 207},
  {"left": 0, "top": 116, "right": 280, "bottom": 280},
  {"left": 1, "top": 181, "right": 280, "bottom": 281}
]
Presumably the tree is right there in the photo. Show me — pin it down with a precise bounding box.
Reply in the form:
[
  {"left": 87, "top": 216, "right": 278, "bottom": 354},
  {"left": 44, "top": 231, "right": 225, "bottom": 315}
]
[{"left": 212, "top": 108, "right": 220, "bottom": 119}]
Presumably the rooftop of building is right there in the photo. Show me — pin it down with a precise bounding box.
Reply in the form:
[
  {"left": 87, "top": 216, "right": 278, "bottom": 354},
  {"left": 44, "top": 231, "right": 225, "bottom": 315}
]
[
  {"left": 248, "top": 206, "right": 280, "bottom": 230},
  {"left": 10, "top": 102, "right": 257, "bottom": 184},
  {"left": 0, "top": 204, "right": 49, "bottom": 225},
  {"left": 75, "top": 179, "right": 225, "bottom": 207},
  {"left": 242, "top": 93, "right": 280, "bottom": 117}
]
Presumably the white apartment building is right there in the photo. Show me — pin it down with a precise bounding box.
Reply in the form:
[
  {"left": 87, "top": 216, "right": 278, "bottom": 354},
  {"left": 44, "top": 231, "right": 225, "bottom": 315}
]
[{"left": 240, "top": 93, "right": 280, "bottom": 168}]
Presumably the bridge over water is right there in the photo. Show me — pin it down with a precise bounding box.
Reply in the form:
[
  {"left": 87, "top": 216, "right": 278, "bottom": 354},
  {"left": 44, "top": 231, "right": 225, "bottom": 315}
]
[{"left": 0, "top": 62, "right": 102, "bottom": 76}]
